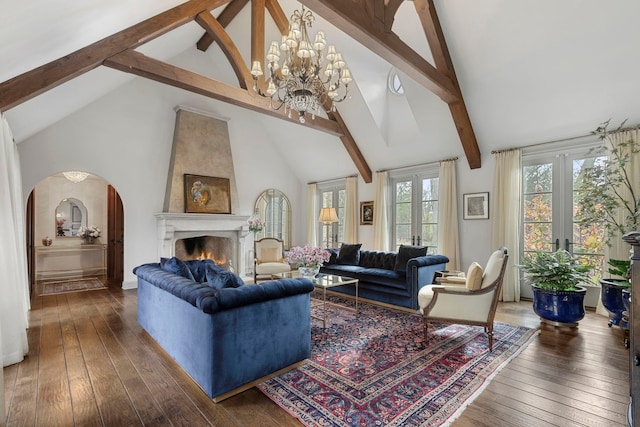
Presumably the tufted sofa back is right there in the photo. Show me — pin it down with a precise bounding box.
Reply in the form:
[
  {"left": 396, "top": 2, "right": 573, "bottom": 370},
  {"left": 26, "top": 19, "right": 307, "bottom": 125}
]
[{"left": 356, "top": 250, "right": 398, "bottom": 270}]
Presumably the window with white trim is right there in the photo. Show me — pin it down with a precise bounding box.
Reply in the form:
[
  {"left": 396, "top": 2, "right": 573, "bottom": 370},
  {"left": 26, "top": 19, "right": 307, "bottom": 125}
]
[{"left": 389, "top": 166, "right": 439, "bottom": 253}]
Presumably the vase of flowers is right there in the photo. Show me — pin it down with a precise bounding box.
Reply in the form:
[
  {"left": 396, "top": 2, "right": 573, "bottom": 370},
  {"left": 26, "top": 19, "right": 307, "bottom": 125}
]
[
  {"left": 247, "top": 215, "right": 265, "bottom": 235},
  {"left": 285, "top": 245, "right": 330, "bottom": 278},
  {"left": 78, "top": 225, "right": 101, "bottom": 244}
]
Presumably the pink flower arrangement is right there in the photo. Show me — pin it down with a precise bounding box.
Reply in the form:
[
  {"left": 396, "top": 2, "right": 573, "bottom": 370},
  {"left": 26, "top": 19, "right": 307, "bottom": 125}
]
[
  {"left": 285, "top": 245, "right": 330, "bottom": 268},
  {"left": 247, "top": 215, "right": 265, "bottom": 233}
]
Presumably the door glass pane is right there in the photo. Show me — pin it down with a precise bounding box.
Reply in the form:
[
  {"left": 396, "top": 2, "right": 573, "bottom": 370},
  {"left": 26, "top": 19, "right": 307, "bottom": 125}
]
[
  {"left": 394, "top": 180, "right": 412, "bottom": 249},
  {"left": 523, "top": 163, "right": 553, "bottom": 254},
  {"left": 573, "top": 157, "right": 606, "bottom": 280},
  {"left": 337, "top": 189, "right": 346, "bottom": 244},
  {"left": 321, "top": 191, "right": 333, "bottom": 247},
  {"left": 421, "top": 178, "right": 438, "bottom": 249}
]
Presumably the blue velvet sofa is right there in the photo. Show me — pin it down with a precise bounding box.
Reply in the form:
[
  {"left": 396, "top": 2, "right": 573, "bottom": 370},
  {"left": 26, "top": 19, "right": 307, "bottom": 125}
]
[
  {"left": 134, "top": 258, "right": 314, "bottom": 401},
  {"left": 319, "top": 244, "right": 449, "bottom": 310}
]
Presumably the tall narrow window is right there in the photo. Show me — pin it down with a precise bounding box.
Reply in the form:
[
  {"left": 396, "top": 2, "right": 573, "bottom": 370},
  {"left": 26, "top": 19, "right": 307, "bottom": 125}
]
[
  {"left": 390, "top": 167, "right": 438, "bottom": 252},
  {"left": 318, "top": 182, "right": 346, "bottom": 248}
]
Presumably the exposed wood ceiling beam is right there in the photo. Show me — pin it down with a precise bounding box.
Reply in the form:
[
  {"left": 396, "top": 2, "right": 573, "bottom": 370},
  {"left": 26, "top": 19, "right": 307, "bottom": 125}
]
[
  {"left": 265, "top": 0, "right": 289, "bottom": 33},
  {"left": 0, "top": 0, "right": 229, "bottom": 112},
  {"left": 103, "top": 50, "right": 343, "bottom": 136},
  {"left": 251, "top": 0, "right": 266, "bottom": 90},
  {"left": 267, "top": 0, "right": 372, "bottom": 182},
  {"left": 195, "top": 12, "right": 253, "bottom": 89},
  {"left": 414, "top": 0, "right": 480, "bottom": 168},
  {"left": 197, "top": 0, "right": 249, "bottom": 51},
  {"left": 299, "top": 0, "right": 481, "bottom": 169},
  {"left": 299, "top": 0, "right": 458, "bottom": 104},
  {"left": 327, "top": 110, "right": 372, "bottom": 183},
  {"left": 0, "top": 0, "right": 374, "bottom": 181},
  {"left": 199, "top": 0, "right": 373, "bottom": 182}
]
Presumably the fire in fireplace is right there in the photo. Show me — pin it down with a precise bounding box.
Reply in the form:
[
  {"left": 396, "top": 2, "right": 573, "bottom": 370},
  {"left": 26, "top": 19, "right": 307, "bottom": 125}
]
[{"left": 175, "top": 236, "right": 234, "bottom": 269}]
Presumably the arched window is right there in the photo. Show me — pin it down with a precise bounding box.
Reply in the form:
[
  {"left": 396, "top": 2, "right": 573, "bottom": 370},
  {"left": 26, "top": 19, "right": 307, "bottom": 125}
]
[
  {"left": 387, "top": 68, "right": 405, "bottom": 95},
  {"left": 254, "top": 189, "right": 292, "bottom": 249}
]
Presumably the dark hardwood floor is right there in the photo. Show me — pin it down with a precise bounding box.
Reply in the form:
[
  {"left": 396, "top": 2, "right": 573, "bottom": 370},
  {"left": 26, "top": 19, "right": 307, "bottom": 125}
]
[{"left": 3, "top": 282, "right": 630, "bottom": 426}]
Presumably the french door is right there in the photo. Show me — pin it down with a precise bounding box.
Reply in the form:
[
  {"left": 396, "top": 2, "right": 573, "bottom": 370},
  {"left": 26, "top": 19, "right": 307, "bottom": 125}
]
[
  {"left": 390, "top": 170, "right": 438, "bottom": 252},
  {"left": 319, "top": 186, "right": 345, "bottom": 248},
  {"left": 522, "top": 146, "right": 606, "bottom": 294}
]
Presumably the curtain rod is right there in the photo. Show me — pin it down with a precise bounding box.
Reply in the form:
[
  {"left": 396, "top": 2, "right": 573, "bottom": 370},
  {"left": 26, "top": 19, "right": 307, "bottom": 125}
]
[
  {"left": 491, "top": 122, "right": 640, "bottom": 154},
  {"left": 376, "top": 156, "right": 459, "bottom": 173},
  {"left": 309, "top": 174, "right": 358, "bottom": 185}
]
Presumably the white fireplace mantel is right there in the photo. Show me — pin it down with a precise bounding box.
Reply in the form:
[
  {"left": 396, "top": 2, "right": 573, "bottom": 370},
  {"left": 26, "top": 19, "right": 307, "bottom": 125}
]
[{"left": 155, "top": 213, "right": 251, "bottom": 275}]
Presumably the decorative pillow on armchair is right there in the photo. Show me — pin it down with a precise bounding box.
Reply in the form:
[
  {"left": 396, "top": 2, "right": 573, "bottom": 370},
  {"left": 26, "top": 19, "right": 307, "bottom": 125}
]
[
  {"left": 336, "top": 243, "right": 362, "bottom": 265},
  {"left": 465, "top": 262, "right": 484, "bottom": 290},
  {"left": 260, "top": 247, "right": 283, "bottom": 263},
  {"left": 393, "top": 245, "right": 428, "bottom": 272}
]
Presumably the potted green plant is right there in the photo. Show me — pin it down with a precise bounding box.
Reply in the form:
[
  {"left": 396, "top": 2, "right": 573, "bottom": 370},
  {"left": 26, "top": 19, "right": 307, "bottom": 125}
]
[
  {"left": 518, "top": 249, "right": 592, "bottom": 326},
  {"left": 575, "top": 119, "right": 638, "bottom": 325}
]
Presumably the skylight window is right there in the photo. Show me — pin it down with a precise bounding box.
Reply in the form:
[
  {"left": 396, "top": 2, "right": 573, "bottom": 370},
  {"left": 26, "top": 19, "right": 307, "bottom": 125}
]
[{"left": 387, "top": 69, "right": 405, "bottom": 95}]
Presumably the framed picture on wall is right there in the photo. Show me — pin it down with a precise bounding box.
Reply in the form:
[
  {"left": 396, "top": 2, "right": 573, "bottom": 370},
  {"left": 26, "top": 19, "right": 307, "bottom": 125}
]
[
  {"left": 463, "top": 192, "right": 489, "bottom": 220},
  {"left": 184, "top": 174, "right": 231, "bottom": 214},
  {"left": 360, "top": 201, "right": 374, "bottom": 225}
]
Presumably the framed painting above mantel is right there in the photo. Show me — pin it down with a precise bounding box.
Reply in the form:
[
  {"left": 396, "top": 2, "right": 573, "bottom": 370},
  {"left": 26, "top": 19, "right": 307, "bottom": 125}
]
[{"left": 184, "top": 174, "right": 231, "bottom": 214}]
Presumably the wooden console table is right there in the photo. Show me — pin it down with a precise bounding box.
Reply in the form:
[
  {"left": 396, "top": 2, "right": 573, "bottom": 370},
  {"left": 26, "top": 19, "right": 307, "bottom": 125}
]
[{"left": 35, "top": 244, "right": 107, "bottom": 281}]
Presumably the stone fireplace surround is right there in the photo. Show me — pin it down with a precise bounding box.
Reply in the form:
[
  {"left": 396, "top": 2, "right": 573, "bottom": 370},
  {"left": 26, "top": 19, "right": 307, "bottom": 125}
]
[{"left": 156, "top": 213, "right": 251, "bottom": 277}]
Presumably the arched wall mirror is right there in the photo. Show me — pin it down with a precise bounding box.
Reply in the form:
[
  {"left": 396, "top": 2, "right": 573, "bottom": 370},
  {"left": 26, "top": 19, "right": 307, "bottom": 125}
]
[
  {"left": 55, "top": 198, "right": 87, "bottom": 237},
  {"left": 254, "top": 189, "right": 291, "bottom": 249}
]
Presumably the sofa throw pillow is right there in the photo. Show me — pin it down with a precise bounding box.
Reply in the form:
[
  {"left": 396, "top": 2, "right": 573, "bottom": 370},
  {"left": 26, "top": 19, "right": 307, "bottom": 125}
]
[
  {"left": 394, "top": 245, "right": 428, "bottom": 272},
  {"left": 260, "top": 247, "right": 282, "bottom": 263},
  {"left": 336, "top": 243, "right": 362, "bottom": 265},
  {"left": 465, "top": 262, "right": 484, "bottom": 290},
  {"left": 160, "top": 257, "right": 195, "bottom": 281},
  {"left": 204, "top": 261, "right": 226, "bottom": 282},
  {"left": 204, "top": 270, "right": 244, "bottom": 290}
]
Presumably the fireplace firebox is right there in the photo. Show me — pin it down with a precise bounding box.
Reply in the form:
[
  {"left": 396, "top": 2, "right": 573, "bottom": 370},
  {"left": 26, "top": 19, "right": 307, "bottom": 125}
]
[{"left": 156, "top": 213, "right": 251, "bottom": 276}]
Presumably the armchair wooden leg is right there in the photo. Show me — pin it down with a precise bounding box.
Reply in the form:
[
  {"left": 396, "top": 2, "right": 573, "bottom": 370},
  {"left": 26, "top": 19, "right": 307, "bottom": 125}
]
[{"left": 487, "top": 325, "right": 494, "bottom": 352}]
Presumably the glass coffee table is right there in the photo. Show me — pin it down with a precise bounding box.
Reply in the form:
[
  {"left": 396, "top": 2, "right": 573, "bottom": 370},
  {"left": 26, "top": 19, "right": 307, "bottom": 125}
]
[{"left": 279, "top": 271, "right": 358, "bottom": 328}]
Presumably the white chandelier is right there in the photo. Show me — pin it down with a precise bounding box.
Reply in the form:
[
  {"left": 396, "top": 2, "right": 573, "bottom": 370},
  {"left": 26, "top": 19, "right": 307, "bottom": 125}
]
[
  {"left": 62, "top": 171, "right": 89, "bottom": 183},
  {"left": 250, "top": 7, "right": 352, "bottom": 123}
]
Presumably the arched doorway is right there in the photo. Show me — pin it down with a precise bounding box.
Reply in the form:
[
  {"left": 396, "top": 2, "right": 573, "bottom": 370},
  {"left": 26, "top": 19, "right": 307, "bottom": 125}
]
[{"left": 26, "top": 173, "right": 124, "bottom": 293}]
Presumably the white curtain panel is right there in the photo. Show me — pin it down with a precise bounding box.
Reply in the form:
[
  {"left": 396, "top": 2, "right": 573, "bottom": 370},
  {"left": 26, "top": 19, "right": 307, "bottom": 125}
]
[
  {"left": 491, "top": 149, "right": 522, "bottom": 302},
  {"left": 372, "top": 171, "right": 390, "bottom": 251},
  {"left": 0, "top": 114, "right": 30, "bottom": 366},
  {"left": 343, "top": 176, "right": 358, "bottom": 244},
  {"left": 437, "top": 160, "right": 460, "bottom": 270},
  {"left": 307, "top": 183, "right": 318, "bottom": 246}
]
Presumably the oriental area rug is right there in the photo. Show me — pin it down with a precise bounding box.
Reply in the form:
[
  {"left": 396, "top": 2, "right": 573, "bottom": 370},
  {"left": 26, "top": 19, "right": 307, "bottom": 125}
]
[
  {"left": 40, "top": 277, "right": 106, "bottom": 295},
  {"left": 258, "top": 294, "right": 538, "bottom": 427}
]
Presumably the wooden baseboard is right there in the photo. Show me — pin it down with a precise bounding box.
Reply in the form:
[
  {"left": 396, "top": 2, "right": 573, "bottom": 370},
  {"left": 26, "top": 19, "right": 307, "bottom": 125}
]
[{"left": 211, "top": 360, "right": 305, "bottom": 403}]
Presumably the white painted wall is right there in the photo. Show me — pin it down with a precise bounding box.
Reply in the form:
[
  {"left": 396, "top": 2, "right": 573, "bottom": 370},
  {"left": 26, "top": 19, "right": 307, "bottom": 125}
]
[{"left": 18, "top": 77, "right": 304, "bottom": 288}]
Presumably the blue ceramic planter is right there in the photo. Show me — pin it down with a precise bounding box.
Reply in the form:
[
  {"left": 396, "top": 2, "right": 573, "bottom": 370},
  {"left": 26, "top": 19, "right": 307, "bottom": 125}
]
[
  {"left": 532, "top": 285, "right": 586, "bottom": 326},
  {"left": 622, "top": 288, "right": 631, "bottom": 313},
  {"left": 599, "top": 278, "right": 630, "bottom": 327}
]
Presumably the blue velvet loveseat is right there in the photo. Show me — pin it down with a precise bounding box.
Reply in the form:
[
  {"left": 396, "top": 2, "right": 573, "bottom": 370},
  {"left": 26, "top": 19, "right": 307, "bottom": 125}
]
[
  {"left": 319, "top": 244, "right": 449, "bottom": 310},
  {"left": 134, "top": 258, "right": 314, "bottom": 401}
]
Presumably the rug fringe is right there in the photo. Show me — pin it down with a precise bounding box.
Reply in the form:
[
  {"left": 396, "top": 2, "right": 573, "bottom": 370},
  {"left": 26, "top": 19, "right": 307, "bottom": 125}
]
[{"left": 440, "top": 328, "right": 540, "bottom": 427}]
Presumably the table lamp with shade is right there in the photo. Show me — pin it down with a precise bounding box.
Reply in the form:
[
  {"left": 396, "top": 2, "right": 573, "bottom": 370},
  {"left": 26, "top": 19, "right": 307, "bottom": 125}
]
[{"left": 318, "top": 207, "right": 339, "bottom": 248}]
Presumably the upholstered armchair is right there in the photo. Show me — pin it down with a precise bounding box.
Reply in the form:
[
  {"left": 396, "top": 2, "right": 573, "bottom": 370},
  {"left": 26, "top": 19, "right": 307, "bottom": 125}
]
[
  {"left": 254, "top": 238, "right": 291, "bottom": 283},
  {"left": 418, "top": 247, "right": 509, "bottom": 352}
]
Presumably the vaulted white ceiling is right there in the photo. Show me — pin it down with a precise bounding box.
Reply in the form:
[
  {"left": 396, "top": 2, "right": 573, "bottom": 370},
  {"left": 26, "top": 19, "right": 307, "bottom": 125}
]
[{"left": 3, "top": 0, "right": 640, "bottom": 182}]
